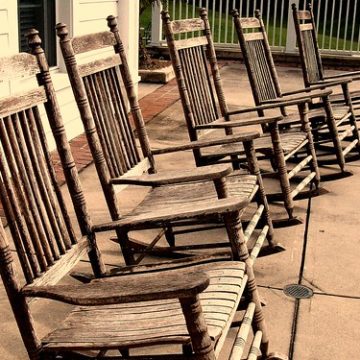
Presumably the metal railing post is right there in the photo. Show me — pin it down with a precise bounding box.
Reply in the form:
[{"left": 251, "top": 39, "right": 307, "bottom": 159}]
[
  {"left": 285, "top": 0, "right": 299, "bottom": 53},
  {"left": 150, "top": 1, "right": 163, "bottom": 46}
]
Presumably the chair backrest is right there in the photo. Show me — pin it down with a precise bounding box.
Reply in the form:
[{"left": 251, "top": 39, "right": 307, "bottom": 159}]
[
  {"left": 162, "top": 9, "right": 228, "bottom": 142},
  {"left": 57, "top": 19, "right": 155, "bottom": 222},
  {"left": 0, "top": 30, "right": 106, "bottom": 358},
  {"left": 292, "top": 1, "right": 324, "bottom": 86},
  {"left": 232, "top": 9, "right": 282, "bottom": 108}
]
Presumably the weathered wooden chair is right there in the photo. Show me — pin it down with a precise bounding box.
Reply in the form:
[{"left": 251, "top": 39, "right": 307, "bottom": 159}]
[
  {"left": 232, "top": 8, "right": 359, "bottom": 177},
  {"left": 162, "top": 9, "right": 320, "bottom": 225},
  {"left": 292, "top": 1, "right": 360, "bottom": 106},
  {"left": 56, "top": 18, "right": 285, "bottom": 265},
  {"left": 291, "top": 2, "right": 360, "bottom": 164},
  {"left": 0, "top": 47, "right": 286, "bottom": 359}
]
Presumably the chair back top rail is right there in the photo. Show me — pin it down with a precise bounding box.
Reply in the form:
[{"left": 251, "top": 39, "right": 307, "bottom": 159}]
[
  {"left": 170, "top": 18, "right": 205, "bottom": 34},
  {"left": 71, "top": 31, "right": 117, "bottom": 55},
  {"left": 0, "top": 53, "right": 40, "bottom": 81}
]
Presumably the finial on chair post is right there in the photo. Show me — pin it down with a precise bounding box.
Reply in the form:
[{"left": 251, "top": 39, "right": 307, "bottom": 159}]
[
  {"left": 308, "top": 0, "right": 312, "bottom": 11},
  {"left": 106, "top": 15, "right": 118, "bottom": 33},
  {"left": 231, "top": 9, "right": 240, "bottom": 19},
  {"left": 55, "top": 23, "right": 69, "bottom": 42},
  {"left": 161, "top": 10, "right": 171, "bottom": 24},
  {"left": 25, "top": 29, "right": 43, "bottom": 56},
  {"left": 106, "top": 15, "right": 124, "bottom": 54},
  {"left": 199, "top": 7, "right": 208, "bottom": 20},
  {"left": 255, "top": 9, "right": 262, "bottom": 20},
  {"left": 291, "top": 2, "right": 298, "bottom": 11}
]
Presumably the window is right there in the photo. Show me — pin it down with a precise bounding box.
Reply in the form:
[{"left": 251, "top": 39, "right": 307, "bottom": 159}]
[{"left": 18, "top": 0, "right": 56, "bottom": 66}]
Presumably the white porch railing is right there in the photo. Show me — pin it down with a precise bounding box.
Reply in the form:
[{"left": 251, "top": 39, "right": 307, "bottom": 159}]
[{"left": 149, "top": 0, "right": 360, "bottom": 56}]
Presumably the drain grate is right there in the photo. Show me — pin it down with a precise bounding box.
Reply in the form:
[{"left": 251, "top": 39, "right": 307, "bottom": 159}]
[{"left": 283, "top": 284, "right": 314, "bottom": 299}]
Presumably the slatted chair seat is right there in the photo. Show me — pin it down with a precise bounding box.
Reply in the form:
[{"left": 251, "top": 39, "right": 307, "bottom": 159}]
[
  {"left": 282, "top": 105, "right": 350, "bottom": 124},
  {"left": 42, "top": 262, "right": 246, "bottom": 353},
  {"left": 329, "top": 91, "right": 360, "bottom": 105},
  {"left": 130, "top": 175, "right": 258, "bottom": 220},
  {"left": 202, "top": 131, "right": 308, "bottom": 158}
]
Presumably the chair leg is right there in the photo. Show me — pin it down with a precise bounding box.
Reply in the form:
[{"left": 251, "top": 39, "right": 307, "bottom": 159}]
[
  {"left": 342, "top": 83, "right": 360, "bottom": 156},
  {"left": 268, "top": 124, "right": 295, "bottom": 221},
  {"left": 302, "top": 103, "right": 321, "bottom": 189},
  {"left": 242, "top": 140, "right": 285, "bottom": 254},
  {"left": 117, "top": 230, "right": 136, "bottom": 266},
  {"left": 180, "top": 296, "right": 216, "bottom": 360},
  {"left": 322, "top": 96, "right": 347, "bottom": 172},
  {"left": 164, "top": 225, "right": 175, "bottom": 247},
  {"left": 222, "top": 210, "right": 271, "bottom": 357}
]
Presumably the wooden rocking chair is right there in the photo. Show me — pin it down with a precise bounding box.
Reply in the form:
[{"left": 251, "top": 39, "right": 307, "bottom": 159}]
[
  {"left": 56, "top": 18, "right": 285, "bottom": 266},
  {"left": 162, "top": 9, "right": 320, "bottom": 225},
  {"left": 0, "top": 45, "right": 286, "bottom": 360},
  {"left": 291, "top": 2, "right": 360, "bottom": 164},
  {"left": 232, "top": 8, "right": 359, "bottom": 178}
]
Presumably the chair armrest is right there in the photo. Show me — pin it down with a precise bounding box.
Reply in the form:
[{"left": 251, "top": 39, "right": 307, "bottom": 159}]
[
  {"left": 110, "top": 165, "right": 232, "bottom": 186},
  {"left": 323, "top": 72, "right": 360, "bottom": 81},
  {"left": 22, "top": 269, "right": 210, "bottom": 305},
  {"left": 93, "top": 197, "right": 249, "bottom": 231},
  {"left": 265, "top": 89, "right": 332, "bottom": 101},
  {"left": 151, "top": 133, "right": 260, "bottom": 155},
  {"left": 227, "top": 97, "right": 312, "bottom": 116},
  {"left": 196, "top": 115, "right": 282, "bottom": 129}
]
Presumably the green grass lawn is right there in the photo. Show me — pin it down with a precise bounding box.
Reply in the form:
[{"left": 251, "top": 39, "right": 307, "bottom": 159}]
[{"left": 140, "top": 1, "right": 356, "bottom": 51}]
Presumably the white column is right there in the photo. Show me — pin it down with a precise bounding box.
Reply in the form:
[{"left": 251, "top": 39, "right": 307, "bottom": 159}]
[
  {"left": 285, "top": 0, "right": 299, "bottom": 53},
  {"left": 150, "top": 1, "right": 163, "bottom": 46},
  {"left": 117, "top": 0, "right": 140, "bottom": 90}
]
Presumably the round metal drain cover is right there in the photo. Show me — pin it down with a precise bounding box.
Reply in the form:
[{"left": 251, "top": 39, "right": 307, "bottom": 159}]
[{"left": 283, "top": 284, "right": 313, "bottom": 299}]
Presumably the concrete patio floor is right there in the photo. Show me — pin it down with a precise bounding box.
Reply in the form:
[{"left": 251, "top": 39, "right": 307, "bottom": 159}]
[{"left": 1, "top": 63, "right": 360, "bottom": 359}]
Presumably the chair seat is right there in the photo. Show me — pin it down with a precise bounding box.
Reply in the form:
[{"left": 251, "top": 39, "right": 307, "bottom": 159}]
[
  {"left": 329, "top": 90, "right": 360, "bottom": 104},
  {"left": 201, "top": 131, "right": 307, "bottom": 157},
  {"left": 282, "top": 105, "right": 350, "bottom": 123},
  {"left": 131, "top": 174, "right": 258, "bottom": 217},
  {"left": 42, "top": 261, "right": 246, "bottom": 352}
]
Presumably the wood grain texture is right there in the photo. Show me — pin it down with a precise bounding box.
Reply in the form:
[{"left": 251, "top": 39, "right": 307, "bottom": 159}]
[
  {"left": 71, "top": 31, "right": 116, "bottom": 54},
  {"left": 0, "top": 53, "right": 39, "bottom": 81},
  {"left": 23, "top": 269, "right": 210, "bottom": 305},
  {"left": 78, "top": 55, "right": 121, "bottom": 77},
  {"left": 0, "top": 88, "right": 46, "bottom": 118},
  {"left": 110, "top": 164, "right": 232, "bottom": 186},
  {"left": 93, "top": 197, "right": 250, "bottom": 231},
  {"left": 171, "top": 18, "right": 205, "bottom": 34},
  {"left": 42, "top": 262, "right": 246, "bottom": 352}
]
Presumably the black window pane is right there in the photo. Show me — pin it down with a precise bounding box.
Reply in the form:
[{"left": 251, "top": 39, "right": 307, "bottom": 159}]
[{"left": 18, "top": 0, "right": 56, "bottom": 66}]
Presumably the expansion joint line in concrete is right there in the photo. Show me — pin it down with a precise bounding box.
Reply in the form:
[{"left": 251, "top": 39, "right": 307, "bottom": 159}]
[{"left": 288, "top": 183, "right": 313, "bottom": 359}]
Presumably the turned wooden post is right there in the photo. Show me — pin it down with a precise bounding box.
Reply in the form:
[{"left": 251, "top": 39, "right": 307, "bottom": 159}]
[
  {"left": 222, "top": 210, "right": 270, "bottom": 356},
  {"left": 297, "top": 102, "right": 321, "bottom": 187},
  {"left": 0, "top": 220, "right": 42, "bottom": 360},
  {"left": 180, "top": 295, "right": 216, "bottom": 360},
  {"left": 243, "top": 140, "right": 275, "bottom": 245},
  {"left": 320, "top": 95, "right": 346, "bottom": 172}
]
